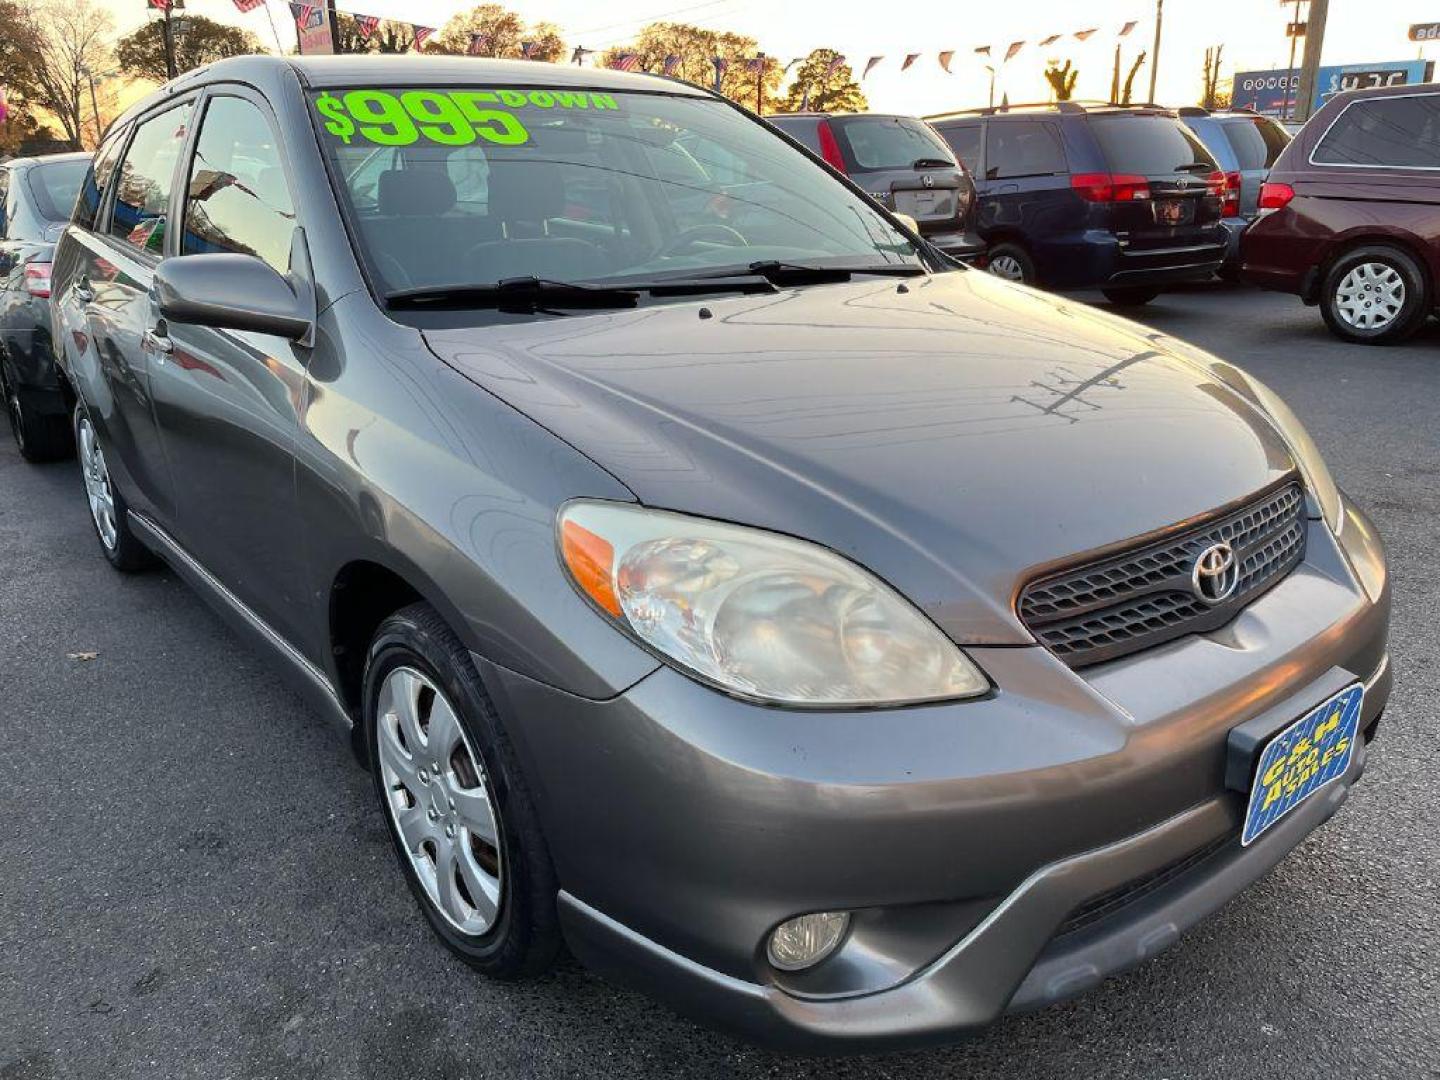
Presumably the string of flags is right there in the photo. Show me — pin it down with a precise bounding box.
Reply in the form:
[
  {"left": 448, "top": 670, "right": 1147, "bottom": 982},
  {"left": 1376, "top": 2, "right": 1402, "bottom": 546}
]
[{"left": 278, "top": 3, "right": 437, "bottom": 49}]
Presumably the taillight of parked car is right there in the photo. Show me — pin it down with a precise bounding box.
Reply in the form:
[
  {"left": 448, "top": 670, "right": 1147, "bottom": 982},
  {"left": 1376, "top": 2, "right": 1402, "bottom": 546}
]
[
  {"left": 817, "top": 119, "right": 847, "bottom": 174},
  {"left": 1213, "top": 171, "right": 1242, "bottom": 218},
  {"left": 1070, "top": 172, "right": 1152, "bottom": 203},
  {"left": 24, "top": 262, "right": 52, "bottom": 299},
  {"left": 1257, "top": 181, "right": 1296, "bottom": 215}
]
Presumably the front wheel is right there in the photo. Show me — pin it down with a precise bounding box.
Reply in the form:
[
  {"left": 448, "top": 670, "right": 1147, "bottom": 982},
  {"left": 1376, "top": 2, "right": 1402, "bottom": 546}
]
[
  {"left": 1102, "top": 286, "right": 1161, "bottom": 307},
  {"left": 364, "top": 602, "right": 561, "bottom": 980},
  {"left": 985, "top": 243, "right": 1037, "bottom": 285},
  {"left": 1320, "top": 245, "right": 1431, "bottom": 345}
]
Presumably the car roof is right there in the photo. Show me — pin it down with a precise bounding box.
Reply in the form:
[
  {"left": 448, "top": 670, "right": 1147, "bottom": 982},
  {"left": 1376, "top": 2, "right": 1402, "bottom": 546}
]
[
  {"left": 112, "top": 54, "right": 711, "bottom": 128},
  {"left": 2, "top": 150, "right": 92, "bottom": 170},
  {"left": 770, "top": 112, "right": 918, "bottom": 121}
]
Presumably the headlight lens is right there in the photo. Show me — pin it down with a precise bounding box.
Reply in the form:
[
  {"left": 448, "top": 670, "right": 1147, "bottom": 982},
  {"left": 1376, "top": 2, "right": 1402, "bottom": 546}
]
[{"left": 557, "top": 501, "right": 988, "bottom": 707}]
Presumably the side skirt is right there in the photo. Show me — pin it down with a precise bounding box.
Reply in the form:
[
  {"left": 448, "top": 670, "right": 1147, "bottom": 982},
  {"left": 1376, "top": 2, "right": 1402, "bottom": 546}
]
[{"left": 128, "top": 511, "right": 355, "bottom": 733}]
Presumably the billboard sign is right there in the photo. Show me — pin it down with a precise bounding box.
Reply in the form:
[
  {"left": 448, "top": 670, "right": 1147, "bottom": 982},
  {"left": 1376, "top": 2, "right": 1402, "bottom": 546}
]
[
  {"left": 298, "top": 5, "right": 333, "bottom": 55},
  {"left": 1408, "top": 22, "right": 1440, "bottom": 42},
  {"left": 1232, "top": 60, "right": 1431, "bottom": 117}
]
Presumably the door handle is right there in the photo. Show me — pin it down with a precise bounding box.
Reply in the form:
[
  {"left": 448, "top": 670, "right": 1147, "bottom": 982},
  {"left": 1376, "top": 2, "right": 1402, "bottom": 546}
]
[
  {"left": 143, "top": 326, "right": 173, "bottom": 356},
  {"left": 73, "top": 277, "right": 95, "bottom": 303}
]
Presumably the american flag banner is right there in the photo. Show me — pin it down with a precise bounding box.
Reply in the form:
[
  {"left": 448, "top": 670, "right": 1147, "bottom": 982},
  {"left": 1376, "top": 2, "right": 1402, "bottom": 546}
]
[
  {"left": 610, "top": 52, "right": 642, "bottom": 72},
  {"left": 0, "top": 86, "right": 8, "bottom": 125},
  {"left": 468, "top": 31, "right": 490, "bottom": 56},
  {"left": 1004, "top": 41, "right": 1025, "bottom": 62},
  {"left": 149, "top": 0, "right": 172, "bottom": 10},
  {"left": 744, "top": 56, "right": 765, "bottom": 74},
  {"left": 862, "top": 55, "right": 883, "bottom": 79},
  {"left": 412, "top": 24, "right": 434, "bottom": 48},
  {"left": 520, "top": 40, "right": 538, "bottom": 59},
  {"left": 231, "top": 0, "right": 265, "bottom": 12},
  {"left": 353, "top": 14, "right": 380, "bottom": 39},
  {"left": 823, "top": 55, "right": 845, "bottom": 78},
  {"left": 1118, "top": 20, "right": 1139, "bottom": 37},
  {"left": 1038, "top": 33, "right": 1061, "bottom": 47},
  {"left": 661, "top": 54, "right": 682, "bottom": 75},
  {"left": 289, "top": 3, "right": 315, "bottom": 26},
  {"left": 901, "top": 53, "right": 920, "bottom": 71},
  {"left": 1074, "top": 28, "right": 1098, "bottom": 41},
  {"left": 937, "top": 50, "right": 954, "bottom": 73}
]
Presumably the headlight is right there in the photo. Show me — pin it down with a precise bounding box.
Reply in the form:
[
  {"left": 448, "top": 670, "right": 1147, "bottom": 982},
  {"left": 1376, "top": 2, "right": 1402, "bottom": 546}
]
[{"left": 557, "top": 501, "right": 988, "bottom": 707}]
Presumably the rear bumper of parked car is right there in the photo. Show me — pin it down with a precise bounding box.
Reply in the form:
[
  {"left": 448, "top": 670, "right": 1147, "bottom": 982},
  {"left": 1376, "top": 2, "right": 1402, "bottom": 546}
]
[
  {"left": 1033, "top": 231, "right": 1228, "bottom": 290},
  {"left": 478, "top": 501, "right": 1389, "bottom": 1053},
  {"left": 925, "top": 228, "right": 987, "bottom": 262},
  {"left": 0, "top": 326, "right": 68, "bottom": 414}
]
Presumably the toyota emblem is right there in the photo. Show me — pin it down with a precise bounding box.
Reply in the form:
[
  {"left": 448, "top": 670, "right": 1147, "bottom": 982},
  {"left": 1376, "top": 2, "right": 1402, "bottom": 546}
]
[{"left": 1191, "top": 542, "right": 1239, "bottom": 605}]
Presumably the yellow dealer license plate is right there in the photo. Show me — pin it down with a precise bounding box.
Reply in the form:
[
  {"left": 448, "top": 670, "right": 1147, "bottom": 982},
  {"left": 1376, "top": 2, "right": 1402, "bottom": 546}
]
[{"left": 1242, "top": 684, "right": 1364, "bottom": 846}]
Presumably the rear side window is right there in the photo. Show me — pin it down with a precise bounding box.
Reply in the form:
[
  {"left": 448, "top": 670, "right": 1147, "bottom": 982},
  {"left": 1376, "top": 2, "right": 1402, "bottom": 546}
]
[
  {"left": 936, "top": 124, "right": 982, "bottom": 172},
  {"left": 1313, "top": 94, "right": 1440, "bottom": 168},
  {"left": 1219, "top": 118, "right": 1289, "bottom": 171},
  {"left": 833, "top": 117, "right": 955, "bottom": 172},
  {"left": 28, "top": 160, "right": 91, "bottom": 223},
  {"left": 1091, "top": 115, "right": 1217, "bottom": 175},
  {"left": 75, "top": 131, "right": 127, "bottom": 231},
  {"left": 109, "top": 101, "right": 194, "bottom": 254},
  {"left": 984, "top": 121, "right": 1066, "bottom": 179},
  {"left": 182, "top": 96, "right": 296, "bottom": 272}
]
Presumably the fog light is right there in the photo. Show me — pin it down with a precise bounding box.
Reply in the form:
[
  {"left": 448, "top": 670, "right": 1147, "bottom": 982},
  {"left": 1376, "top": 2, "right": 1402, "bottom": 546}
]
[{"left": 766, "top": 912, "right": 850, "bottom": 971}]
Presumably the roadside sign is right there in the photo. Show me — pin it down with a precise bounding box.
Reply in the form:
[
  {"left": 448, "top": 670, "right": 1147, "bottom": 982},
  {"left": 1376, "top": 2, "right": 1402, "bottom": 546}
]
[
  {"left": 1408, "top": 22, "right": 1440, "bottom": 41},
  {"left": 1232, "top": 59, "right": 1430, "bottom": 116},
  {"left": 1287, "top": 21, "right": 1307, "bottom": 37}
]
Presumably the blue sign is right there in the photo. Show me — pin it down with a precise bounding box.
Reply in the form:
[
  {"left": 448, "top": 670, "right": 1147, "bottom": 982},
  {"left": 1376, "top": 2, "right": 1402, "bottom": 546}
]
[{"left": 1231, "top": 60, "right": 1431, "bottom": 117}]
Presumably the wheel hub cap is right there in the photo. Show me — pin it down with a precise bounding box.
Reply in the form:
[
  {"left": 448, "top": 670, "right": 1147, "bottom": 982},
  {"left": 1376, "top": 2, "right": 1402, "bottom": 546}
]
[
  {"left": 1335, "top": 262, "right": 1405, "bottom": 330},
  {"left": 376, "top": 666, "right": 503, "bottom": 936},
  {"left": 77, "top": 418, "right": 118, "bottom": 550},
  {"left": 989, "top": 255, "right": 1024, "bottom": 282}
]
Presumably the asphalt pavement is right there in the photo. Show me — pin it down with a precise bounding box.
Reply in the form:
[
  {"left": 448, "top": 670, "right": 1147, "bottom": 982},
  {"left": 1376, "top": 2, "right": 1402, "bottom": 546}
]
[{"left": 1, "top": 284, "right": 1436, "bottom": 1079}]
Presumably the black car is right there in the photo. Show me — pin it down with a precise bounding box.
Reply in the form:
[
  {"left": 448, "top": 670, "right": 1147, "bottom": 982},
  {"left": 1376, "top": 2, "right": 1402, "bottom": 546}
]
[
  {"left": 767, "top": 112, "right": 984, "bottom": 260},
  {"left": 928, "top": 102, "right": 1230, "bottom": 304},
  {"left": 1, "top": 151, "right": 90, "bottom": 460}
]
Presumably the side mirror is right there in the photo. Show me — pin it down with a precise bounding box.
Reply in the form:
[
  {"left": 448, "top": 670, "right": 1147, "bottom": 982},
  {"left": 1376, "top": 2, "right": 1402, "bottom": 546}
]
[{"left": 153, "top": 253, "right": 313, "bottom": 342}]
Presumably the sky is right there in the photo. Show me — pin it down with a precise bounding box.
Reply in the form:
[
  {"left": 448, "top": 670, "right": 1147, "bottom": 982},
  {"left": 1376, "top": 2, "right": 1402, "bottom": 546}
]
[{"left": 100, "top": 0, "right": 1440, "bottom": 114}]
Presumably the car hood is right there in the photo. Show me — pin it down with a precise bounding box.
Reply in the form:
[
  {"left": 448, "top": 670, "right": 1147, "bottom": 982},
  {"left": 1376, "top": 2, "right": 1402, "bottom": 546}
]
[{"left": 425, "top": 271, "right": 1296, "bottom": 644}]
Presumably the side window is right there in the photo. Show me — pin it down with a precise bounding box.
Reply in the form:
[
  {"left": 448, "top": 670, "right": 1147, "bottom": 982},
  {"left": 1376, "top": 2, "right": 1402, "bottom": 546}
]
[
  {"left": 109, "top": 101, "right": 194, "bottom": 254},
  {"left": 774, "top": 120, "right": 822, "bottom": 155},
  {"left": 74, "top": 128, "right": 128, "bottom": 231},
  {"left": 0, "top": 171, "right": 10, "bottom": 238},
  {"left": 1314, "top": 94, "right": 1440, "bottom": 168},
  {"left": 938, "top": 124, "right": 982, "bottom": 172},
  {"left": 984, "top": 121, "right": 1067, "bottom": 179},
  {"left": 1254, "top": 118, "right": 1291, "bottom": 168},
  {"left": 182, "top": 96, "right": 296, "bottom": 272}
]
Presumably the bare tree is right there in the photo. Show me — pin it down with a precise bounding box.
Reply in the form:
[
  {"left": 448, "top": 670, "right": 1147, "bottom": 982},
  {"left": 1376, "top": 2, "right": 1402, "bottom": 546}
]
[{"left": 8, "top": 0, "right": 116, "bottom": 150}]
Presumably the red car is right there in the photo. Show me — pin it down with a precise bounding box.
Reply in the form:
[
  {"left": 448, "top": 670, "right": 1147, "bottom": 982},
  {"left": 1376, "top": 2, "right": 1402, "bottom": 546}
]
[{"left": 1242, "top": 82, "right": 1440, "bottom": 344}]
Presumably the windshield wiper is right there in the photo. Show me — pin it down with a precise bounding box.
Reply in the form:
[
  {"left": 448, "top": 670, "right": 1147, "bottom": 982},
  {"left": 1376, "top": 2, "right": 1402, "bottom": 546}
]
[
  {"left": 687, "top": 260, "right": 928, "bottom": 286},
  {"left": 912, "top": 157, "right": 955, "bottom": 169},
  {"left": 385, "top": 277, "right": 640, "bottom": 312}
]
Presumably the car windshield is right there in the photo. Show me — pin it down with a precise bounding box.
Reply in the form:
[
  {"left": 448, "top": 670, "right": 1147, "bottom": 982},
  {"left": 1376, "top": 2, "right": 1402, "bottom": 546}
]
[
  {"left": 310, "top": 86, "right": 923, "bottom": 299},
  {"left": 27, "top": 159, "right": 90, "bottom": 222}
]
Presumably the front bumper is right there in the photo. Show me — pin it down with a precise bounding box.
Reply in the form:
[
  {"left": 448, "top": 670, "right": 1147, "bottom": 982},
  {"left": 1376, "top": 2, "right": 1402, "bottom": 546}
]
[{"left": 480, "top": 500, "right": 1390, "bottom": 1052}]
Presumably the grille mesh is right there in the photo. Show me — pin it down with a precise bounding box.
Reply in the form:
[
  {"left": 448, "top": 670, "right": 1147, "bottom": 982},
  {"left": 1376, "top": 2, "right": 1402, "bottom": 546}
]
[{"left": 1019, "top": 481, "right": 1307, "bottom": 668}]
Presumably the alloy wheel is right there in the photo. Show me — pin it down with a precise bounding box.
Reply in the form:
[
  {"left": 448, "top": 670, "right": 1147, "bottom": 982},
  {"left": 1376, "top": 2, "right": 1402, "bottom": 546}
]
[
  {"left": 376, "top": 666, "right": 504, "bottom": 936},
  {"left": 1334, "top": 262, "right": 1405, "bottom": 331},
  {"left": 77, "top": 417, "right": 118, "bottom": 550},
  {"left": 988, "top": 254, "right": 1026, "bottom": 282}
]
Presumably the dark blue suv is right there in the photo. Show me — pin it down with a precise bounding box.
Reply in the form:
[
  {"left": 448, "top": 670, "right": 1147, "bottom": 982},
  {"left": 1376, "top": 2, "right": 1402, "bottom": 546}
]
[{"left": 928, "top": 102, "right": 1229, "bottom": 305}]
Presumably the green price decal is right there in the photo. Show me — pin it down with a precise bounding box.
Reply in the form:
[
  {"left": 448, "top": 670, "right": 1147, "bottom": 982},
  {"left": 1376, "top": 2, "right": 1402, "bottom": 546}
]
[{"left": 313, "top": 88, "right": 620, "bottom": 148}]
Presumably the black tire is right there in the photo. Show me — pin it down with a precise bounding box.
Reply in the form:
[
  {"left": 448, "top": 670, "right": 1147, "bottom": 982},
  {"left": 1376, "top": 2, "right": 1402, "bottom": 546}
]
[
  {"left": 2, "top": 365, "right": 72, "bottom": 463},
  {"left": 1102, "top": 286, "right": 1162, "bottom": 307},
  {"left": 73, "top": 403, "right": 153, "bottom": 572},
  {"left": 985, "top": 242, "right": 1037, "bottom": 285},
  {"left": 1319, "top": 245, "right": 1431, "bottom": 345},
  {"left": 364, "top": 602, "right": 561, "bottom": 980}
]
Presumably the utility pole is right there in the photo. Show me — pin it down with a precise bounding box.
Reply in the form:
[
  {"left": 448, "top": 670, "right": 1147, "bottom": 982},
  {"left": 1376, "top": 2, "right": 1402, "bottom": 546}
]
[
  {"left": 1148, "top": 0, "right": 1163, "bottom": 103},
  {"left": 1295, "top": 0, "right": 1329, "bottom": 121},
  {"left": 755, "top": 53, "right": 765, "bottom": 115},
  {"left": 161, "top": 4, "right": 178, "bottom": 80},
  {"left": 1280, "top": 0, "right": 1306, "bottom": 120}
]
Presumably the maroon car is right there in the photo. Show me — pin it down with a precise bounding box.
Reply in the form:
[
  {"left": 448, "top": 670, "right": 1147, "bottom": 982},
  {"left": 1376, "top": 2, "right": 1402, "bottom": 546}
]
[{"left": 1242, "top": 82, "right": 1440, "bottom": 344}]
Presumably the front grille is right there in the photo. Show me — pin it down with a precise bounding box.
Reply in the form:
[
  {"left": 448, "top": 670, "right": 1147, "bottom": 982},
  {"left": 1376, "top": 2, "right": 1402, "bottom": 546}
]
[
  {"left": 1054, "top": 832, "right": 1236, "bottom": 939},
  {"left": 1019, "top": 480, "right": 1307, "bottom": 668}
]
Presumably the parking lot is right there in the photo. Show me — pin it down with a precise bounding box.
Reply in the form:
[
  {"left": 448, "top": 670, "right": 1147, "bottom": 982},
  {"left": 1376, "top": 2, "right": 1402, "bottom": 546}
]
[{"left": 1, "top": 283, "right": 1436, "bottom": 1079}]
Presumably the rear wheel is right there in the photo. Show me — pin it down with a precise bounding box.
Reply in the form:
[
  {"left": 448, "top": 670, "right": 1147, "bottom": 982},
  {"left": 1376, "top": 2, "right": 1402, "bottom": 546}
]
[
  {"left": 2, "top": 366, "right": 71, "bottom": 463},
  {"left": 365, "top": 602, "right": 561, "bottom": 980},
  {"left": 985, "top": 243, "right": 1036, "bottom": 285},
  {"left": 1102, "top": 286, "right": 1161, "bottom": 307},
  {"left": 1320, "top": 245, "right": 1430, "bottom": 345},
  {"left": 74, "top": 405, "right": 152, "bottom": 571}
]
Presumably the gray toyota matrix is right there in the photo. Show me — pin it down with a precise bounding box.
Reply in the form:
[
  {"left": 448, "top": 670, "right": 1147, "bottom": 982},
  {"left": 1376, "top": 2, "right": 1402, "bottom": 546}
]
[{"left": 49, "top": 56, "right": 1391, "bottom": 1052}]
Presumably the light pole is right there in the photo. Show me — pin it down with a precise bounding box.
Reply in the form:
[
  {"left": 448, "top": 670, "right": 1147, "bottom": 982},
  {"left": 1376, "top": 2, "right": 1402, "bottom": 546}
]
[
  {"left": 1148, "top": 0, "right": 1163, "bottom": 103},
  {"left": 1280, "top": 0, "right": 1307, "bottom": 121},
  {"left": 1295, "top": 0, "right": 1329, "bottom": 122}
]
